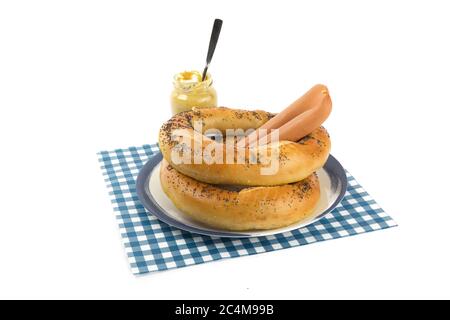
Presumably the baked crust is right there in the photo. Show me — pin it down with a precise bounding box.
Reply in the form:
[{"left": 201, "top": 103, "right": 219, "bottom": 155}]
[
  {"left": 159, "top": 107, "right": 331, "bottom": 186},
  {"left": 160, "top": 160, "right": 321, "bottom": 231}
]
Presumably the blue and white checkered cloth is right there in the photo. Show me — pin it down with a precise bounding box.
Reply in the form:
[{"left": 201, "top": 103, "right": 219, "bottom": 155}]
[{"left": 98, "top": 144, "right": 397, "bottom": 275}]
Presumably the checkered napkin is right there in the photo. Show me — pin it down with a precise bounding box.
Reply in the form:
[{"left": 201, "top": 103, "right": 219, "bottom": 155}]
[{"left": 98, "top": 144, "right": 397, "bottom": 275}]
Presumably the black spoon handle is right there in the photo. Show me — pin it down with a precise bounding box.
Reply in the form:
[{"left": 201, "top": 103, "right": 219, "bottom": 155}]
[{"left": 202, "top": 19, "right": 223, "bottom": 81}]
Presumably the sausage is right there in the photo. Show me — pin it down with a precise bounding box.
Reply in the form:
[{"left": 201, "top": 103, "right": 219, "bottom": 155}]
[{"left": 246, "top": 84, "right": 332, "bottom": 145}]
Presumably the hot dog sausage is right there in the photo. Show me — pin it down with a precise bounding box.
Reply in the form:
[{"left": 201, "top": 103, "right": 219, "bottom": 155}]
[{"left": 246, "top": 84, "right": 332, "bottom": 145}]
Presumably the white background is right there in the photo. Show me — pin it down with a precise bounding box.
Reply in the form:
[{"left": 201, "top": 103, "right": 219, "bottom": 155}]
[{"left": 1, "top": 0, "right": 449, "bottom": 299}]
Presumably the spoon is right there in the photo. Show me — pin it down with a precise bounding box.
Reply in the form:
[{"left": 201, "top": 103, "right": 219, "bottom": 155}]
[{"left": 201, "top": 19, "right": 223, "bottom": 81}]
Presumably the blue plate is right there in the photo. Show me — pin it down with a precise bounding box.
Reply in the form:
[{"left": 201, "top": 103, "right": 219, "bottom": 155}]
[{"left": 136, "top": 152, "right": 347, "bottom": 238}]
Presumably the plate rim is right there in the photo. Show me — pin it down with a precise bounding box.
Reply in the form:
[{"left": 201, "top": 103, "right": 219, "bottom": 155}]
[{"left": 136, "top": 151, "right": 348, "bottom": 238}]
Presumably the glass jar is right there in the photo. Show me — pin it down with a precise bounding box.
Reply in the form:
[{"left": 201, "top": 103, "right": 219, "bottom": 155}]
[{"left": 170, "top": 70, "right": 218, "bottom": 115}]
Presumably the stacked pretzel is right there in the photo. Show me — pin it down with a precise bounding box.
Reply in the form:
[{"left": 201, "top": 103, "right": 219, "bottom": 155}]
[{"left": 158, "top": 85, "right": 332, "bottom": 231}]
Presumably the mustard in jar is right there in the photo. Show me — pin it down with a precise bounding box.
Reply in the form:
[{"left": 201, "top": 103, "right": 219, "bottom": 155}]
[{"left": 170, "top": 70, "right": 217, "bottom": 115}]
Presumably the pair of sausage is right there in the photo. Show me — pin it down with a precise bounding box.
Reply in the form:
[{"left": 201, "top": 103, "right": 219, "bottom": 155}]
[{"left": 246, "top": 84, "right": 332, "bottom": 146}]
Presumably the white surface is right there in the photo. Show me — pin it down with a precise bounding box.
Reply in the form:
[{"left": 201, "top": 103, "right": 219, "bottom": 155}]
[
  {"left": 149, "top": 161, "right": 339, "bottom": 237},
  {"left": 0, "top": 0, "right": 449, "bottom": 299}
]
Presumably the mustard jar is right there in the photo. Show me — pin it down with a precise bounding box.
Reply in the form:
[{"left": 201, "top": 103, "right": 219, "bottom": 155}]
[{"left": 170, "top": 70, "right": 218, "bottom": 115}]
